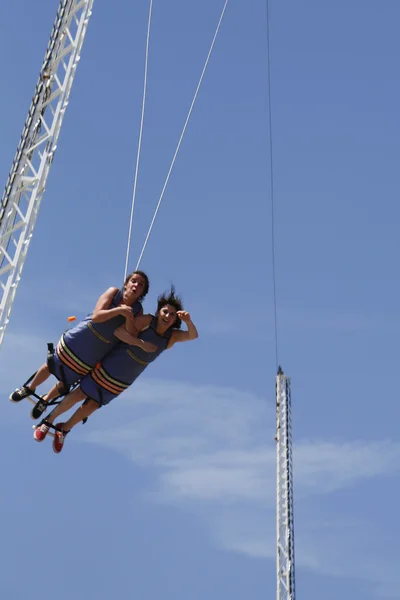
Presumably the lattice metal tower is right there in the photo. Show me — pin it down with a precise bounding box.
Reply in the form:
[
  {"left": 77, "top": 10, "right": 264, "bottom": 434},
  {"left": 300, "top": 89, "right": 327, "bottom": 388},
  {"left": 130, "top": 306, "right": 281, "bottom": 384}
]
[
  {"left": 0, "top": 0, "right": 94, "bottom": 347},
  {"left": 276, "top": 366, "right": 296, "bottom": 600}
]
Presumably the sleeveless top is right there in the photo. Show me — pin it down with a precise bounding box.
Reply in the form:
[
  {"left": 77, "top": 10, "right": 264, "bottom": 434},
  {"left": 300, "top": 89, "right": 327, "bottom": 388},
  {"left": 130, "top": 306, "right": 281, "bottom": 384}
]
[
  {"left": 83, "top": 316, "right": 174, "bottom": 398},
  {"left": 56, "top": 289, "right": 143, "bottom": 378}
]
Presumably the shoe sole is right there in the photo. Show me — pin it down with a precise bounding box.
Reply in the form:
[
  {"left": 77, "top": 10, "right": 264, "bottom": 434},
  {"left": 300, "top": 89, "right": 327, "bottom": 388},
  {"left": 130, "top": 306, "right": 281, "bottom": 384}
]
[
  {"left": 9, "top": 392, "right": 31, "bottom": 403},
  {"left": 31, "top": 411, "right": 45, "bottom": 421},
  {"left": 32, "top": 424, "right": 48, "bottom": 443},
  {"left": 32, "top": 424, "right": 56, "bottom": 440},
  {"left": 52, "top": 424, "right": 65, "bottom": 454}
]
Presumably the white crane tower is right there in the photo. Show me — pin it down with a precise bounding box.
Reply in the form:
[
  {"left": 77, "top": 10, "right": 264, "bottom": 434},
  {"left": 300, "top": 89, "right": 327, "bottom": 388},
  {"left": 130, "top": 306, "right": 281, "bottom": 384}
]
[
  {"left": 276, "top": 366, "right": 296, "bottom": 600},
  {"left": 0, "top": 0, "right": 94, "bottom": 347}
]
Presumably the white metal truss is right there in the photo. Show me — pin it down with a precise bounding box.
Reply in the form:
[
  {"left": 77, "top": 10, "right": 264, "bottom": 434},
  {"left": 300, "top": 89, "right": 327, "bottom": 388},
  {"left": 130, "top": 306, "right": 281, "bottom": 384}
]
[
  {"left": 0, "top": 0, "right": 94, "bottom": 348},
  {"left": 276, "top": 366, "right": 296, "bottom": 600}
]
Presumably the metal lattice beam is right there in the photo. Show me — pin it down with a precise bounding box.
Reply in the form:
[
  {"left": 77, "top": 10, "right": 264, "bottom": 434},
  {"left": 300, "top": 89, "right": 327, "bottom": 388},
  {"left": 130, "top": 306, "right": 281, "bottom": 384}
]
[
  {"left": 0, "top": 0, "right": 94, "bottom": 347},
  {"left": 276, "top": 366, "right": 296, "bottom": 600}
]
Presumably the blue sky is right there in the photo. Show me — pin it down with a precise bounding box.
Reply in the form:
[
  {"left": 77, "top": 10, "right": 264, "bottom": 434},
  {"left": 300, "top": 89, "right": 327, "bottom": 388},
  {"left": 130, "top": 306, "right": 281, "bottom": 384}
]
[{"left": 1, "top": 0, "right": 400, "bottom": 598}]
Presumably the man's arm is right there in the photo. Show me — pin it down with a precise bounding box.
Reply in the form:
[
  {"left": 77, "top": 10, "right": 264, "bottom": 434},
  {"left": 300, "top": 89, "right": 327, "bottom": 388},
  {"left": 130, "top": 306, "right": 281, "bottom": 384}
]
[{"left": 92, "top": 287, "right": 124, "bottom": 323}]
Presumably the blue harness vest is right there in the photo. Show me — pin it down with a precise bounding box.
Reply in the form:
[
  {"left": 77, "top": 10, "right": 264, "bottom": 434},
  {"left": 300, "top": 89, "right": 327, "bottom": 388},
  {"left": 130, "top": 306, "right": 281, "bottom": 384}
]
[
  {"left": 49, "top": 289, "right": 143, "bottom": 388},
  {"left": 80, "top": 316, "right": 174, "bottom": 405}
]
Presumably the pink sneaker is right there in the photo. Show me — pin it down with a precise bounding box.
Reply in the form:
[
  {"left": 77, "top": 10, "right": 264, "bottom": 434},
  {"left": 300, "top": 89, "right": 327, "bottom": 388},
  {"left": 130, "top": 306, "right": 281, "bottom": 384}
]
[
  {"left": 53, "top": 424, "right": 67, "bottom": 454},
  {"left": 34, "top": 422, "right": 50, "bottom": 442}
]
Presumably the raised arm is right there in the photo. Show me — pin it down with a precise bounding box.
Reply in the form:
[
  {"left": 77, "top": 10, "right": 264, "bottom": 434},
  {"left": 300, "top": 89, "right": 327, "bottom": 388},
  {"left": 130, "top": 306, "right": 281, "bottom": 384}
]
[{"left": 167, "top": 311, "right": 199, "bottom": 349}]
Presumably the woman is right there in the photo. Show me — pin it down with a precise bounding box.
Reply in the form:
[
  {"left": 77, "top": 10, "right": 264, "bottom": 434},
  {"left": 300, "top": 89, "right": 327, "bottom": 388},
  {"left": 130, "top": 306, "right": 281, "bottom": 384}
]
[
  {"left": 10, "top": 270, "right": 150, "bottom": 419},
  {"left": 33, "top": 287, "right": 198, "bottom": 453}
]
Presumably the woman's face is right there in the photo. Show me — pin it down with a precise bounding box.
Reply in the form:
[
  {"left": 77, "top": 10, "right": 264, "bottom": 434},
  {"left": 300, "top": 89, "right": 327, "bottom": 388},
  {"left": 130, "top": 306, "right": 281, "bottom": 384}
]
[{"left": 158, "top": 304, "right": 177, "bottom": 328}]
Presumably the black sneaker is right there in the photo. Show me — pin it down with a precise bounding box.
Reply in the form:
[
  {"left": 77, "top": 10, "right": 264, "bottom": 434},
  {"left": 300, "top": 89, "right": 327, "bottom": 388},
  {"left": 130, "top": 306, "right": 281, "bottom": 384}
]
[
  {"left": 9, "top": 386, "right": 33, "bottom": 403},
  {"left": 31, "top": 398, "right": 48, "bottom": 420}
]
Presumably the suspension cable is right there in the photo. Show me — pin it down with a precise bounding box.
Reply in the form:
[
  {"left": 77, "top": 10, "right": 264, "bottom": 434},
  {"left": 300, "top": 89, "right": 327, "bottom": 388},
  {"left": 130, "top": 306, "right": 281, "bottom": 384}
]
[
  {"left": 124, "top": 0, "right": 153, "bottom": 282},
  {"left": 265, "top": 0, "right": 279, "bottom": 367},
  {"left": 135, "top": 0, "right": 230, "bottom": 270}
]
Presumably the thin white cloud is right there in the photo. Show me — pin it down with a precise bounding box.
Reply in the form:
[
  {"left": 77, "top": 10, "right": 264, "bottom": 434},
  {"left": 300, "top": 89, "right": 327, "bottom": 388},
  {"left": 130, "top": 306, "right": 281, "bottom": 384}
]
[
  {"left": 2, "top": 336, "right": 400, "bottom": 597},
  {"left": 82, "top": 380, "right": 400, "bottom": 501},
  {"left": 79, "top": 378, "right": 400, "bottom": 597},
  {"left": 293, "top": 440, "right": 400, "bottom": 494}
]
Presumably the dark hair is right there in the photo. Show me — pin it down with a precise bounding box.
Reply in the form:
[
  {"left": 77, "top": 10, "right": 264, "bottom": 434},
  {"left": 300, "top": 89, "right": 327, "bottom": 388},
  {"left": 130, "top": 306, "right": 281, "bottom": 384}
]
[
  {"left": 124, "top": 270, "right": 149, "bottom": 302},
  {"left": 156, "top": 285, "right": 183, "bottom": 329}
]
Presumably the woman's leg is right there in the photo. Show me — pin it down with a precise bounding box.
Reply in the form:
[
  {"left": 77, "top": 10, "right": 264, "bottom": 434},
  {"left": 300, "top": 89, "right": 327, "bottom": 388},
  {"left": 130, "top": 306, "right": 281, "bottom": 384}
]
[
  {"left": 52, "top": 399, "right": 100, "bottom": 454},
  {"left": 45, "top": 387, "right": 87, "bottom": 425},
  {"left": 59, "top": 399, "right": 100, "bottom": 432}
]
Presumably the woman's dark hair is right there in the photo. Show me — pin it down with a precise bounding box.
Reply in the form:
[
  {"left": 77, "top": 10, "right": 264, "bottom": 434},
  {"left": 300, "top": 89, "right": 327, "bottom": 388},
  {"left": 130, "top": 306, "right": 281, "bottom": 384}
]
[
  {"left": 124, "top": 270, "right": 150, "bottom": 302},
  {"left": 156, "top": 285, "right": 183, "bottom": 329}
]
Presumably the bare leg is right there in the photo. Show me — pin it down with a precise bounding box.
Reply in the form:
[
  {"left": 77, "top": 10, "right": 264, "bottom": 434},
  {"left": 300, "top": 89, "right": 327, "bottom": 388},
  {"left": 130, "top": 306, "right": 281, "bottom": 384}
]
[
  {"left": 58, "top": 399, "right": 100, "bottom": 432},
  {"left": 45, "top": 388, "right": 86, "bottom": 425},
  {"left": 43, "top": 381, "right": 67, "bottom": 403},
  {"left": 28, "top": 363, "right": 51, "bottom": 390}
]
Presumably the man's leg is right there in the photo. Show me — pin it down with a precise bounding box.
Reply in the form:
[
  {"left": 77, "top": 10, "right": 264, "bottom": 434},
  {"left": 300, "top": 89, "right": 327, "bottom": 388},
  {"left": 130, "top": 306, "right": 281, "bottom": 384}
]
[
  {"left": 10, "top": 363, "right": 51, "bottom": 402},
  {"left": 31, "top": 380, "right": 71, "bottom": 420},
  {"left": 29, "top": 364, "right": 51, "bottom": 389},
  {"left": 43, "top": 381, "right": 66, "bottom": 402}
]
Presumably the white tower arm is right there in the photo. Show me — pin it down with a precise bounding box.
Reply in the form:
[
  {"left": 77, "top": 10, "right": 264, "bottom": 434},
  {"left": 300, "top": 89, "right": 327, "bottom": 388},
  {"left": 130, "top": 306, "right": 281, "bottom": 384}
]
[
  {"left": 0, "top": 0, "right": 94, "bottom": 348},
  {"left": 276, "top": 367, "right": 296, "bottom": 600}
]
